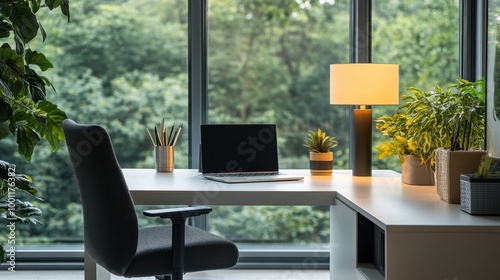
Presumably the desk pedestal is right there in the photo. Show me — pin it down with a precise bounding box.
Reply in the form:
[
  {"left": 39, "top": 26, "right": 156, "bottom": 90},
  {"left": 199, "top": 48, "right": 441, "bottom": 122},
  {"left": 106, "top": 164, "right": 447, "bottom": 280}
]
[{"left": 331, "top": 199, "right": 500, "bottom": 280}]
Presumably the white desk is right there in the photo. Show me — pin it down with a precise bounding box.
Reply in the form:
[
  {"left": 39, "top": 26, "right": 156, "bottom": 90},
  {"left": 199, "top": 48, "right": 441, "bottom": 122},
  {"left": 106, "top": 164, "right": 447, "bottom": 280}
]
[
  {"left": 85, "top": 169, "right": 500, "bottom": 280},
  {"left": 125, "top": 169, "right": 335, "bottom": 206}
]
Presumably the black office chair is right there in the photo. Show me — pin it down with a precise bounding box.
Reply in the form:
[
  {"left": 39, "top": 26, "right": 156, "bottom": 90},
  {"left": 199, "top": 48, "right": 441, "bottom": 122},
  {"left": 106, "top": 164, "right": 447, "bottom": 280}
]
[{"left": 62, "top": 119, "right": 239, "bottom": 280}]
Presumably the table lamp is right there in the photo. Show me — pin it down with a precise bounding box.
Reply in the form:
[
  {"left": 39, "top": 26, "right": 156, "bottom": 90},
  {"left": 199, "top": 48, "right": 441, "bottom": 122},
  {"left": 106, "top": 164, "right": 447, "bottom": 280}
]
[{"left": 330, "top": 63, "right": 399, "bottom": 176}]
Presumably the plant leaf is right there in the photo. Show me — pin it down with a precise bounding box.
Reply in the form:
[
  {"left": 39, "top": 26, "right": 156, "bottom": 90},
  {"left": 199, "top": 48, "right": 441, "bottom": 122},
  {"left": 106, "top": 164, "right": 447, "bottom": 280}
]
[
  {"left": 0, "top": 98, "right": 13, "bottom": 122},
  {"left": 0, "top": 199, "right": 42, "bottom": 224},
  {"left": 0, "top": 160, "right": 38, "bottom": 199},
  {"left": 30, "top": 0, "right": 42, "bottom": 13},
  {"left": 304, "top": 128, "right": 338, "bottom": 153},
  {"left": 25, "top": 49, "right": 53, "bottom": 71},
  {"left": 16, "top": 126, "right": 40, "bottom": 161},
  {"left": 45, "top": 0, "right": 70, "bottom": 22},
  {"left": 0, "top": 45, "right": 25, "bottom": 75},
  {"left": 11, "top": 2, "right": 39, "bottom": 45},
  {"left": 0, "top": 20, "right": 12, "bottom": 38},
  {"left": 0, "top": 122, "right": 9, "bottom": 140},
  {"left": 34, "top": 100, "right": 67, "bottom": 150},
  {"left": 61, "top": 0, "right": 70, "bottom": 22}
]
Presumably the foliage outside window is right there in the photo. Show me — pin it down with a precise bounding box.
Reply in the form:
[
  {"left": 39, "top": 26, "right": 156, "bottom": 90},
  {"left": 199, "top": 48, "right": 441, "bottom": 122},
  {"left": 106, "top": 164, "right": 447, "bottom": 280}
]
[
  {"left": 207, "top": 0, "right": 347, "bottom": 244},
  {"left": 0, "top": 0, "right": 189, "bottom": 248},
  {"left": 372, "top": 0, "right": 460, "bottom": 171},
  {"left": 0, "top": 0, "right": 462, "bottom": 254},
  {"left": 0, "top": 0, "right": 70, "bottom": 263}
]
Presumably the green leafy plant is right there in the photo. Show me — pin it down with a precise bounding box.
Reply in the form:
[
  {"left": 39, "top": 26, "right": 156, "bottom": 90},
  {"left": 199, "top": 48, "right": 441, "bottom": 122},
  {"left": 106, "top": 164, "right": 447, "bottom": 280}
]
[
  {"left": 376, "top": 112, "right": 418, "bottom": 165},
  {"left": 474, "top": 153, "right": 500, "bottom": 178},
  {"left": 376, "top": 78, "right": 485, "bottom": 167},
  {"left": 0, "top": 1, "right": 70, "bottom": 263},
  {"left": 304, "top": 128, "right": 338, "bottom": 153}
]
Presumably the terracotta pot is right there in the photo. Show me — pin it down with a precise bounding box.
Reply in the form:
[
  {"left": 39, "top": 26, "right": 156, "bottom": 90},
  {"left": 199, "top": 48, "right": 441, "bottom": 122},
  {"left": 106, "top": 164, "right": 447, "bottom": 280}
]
[
  {"left": 309, "top": 152, "right": 333, "bottom": 176},
  {"left": 401, "top": 155, "right": 434, "bottom": 185}
]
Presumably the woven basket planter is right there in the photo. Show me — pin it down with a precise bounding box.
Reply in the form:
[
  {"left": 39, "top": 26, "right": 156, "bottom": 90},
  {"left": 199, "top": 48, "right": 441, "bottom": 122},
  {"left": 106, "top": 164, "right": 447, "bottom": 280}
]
[
  {"left": 435, "top": 148, "right": 486, "bottom": 204},
  {"left": 460, "top": 174, "right": 500, "bottom": 215}
]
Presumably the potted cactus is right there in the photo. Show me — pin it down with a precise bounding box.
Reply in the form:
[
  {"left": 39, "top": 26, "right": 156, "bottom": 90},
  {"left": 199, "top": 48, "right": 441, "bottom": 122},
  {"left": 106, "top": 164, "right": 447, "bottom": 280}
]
[{"left": 304, "top": 128, "right": 338, "bottom": 176}]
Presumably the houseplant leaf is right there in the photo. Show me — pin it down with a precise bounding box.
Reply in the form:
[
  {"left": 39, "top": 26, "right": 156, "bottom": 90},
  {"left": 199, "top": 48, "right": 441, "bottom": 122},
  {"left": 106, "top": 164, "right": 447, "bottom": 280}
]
[
  {"left": 0, "top": 20, "right": 12, "bottom": 38},
  {"left": 45, "top": 0, "right": 71, "bottom": 21},
  {"left": 25, "top": 49, "right": 54, "bottom": 71},
  {"left": 16, "top": 126, "right": 40, "bottom": 162},
  {"left": 10, "top": 2, "right": 39, "bottom": 45},
  {"left": 34, "top": 100, "right": 67, "bottom": 151},
  {"left": 0, "top": 122, "right": 8, "bottom": 140},
  {"left": 0, "top": 160, "right": 37, "bottom": 199}
]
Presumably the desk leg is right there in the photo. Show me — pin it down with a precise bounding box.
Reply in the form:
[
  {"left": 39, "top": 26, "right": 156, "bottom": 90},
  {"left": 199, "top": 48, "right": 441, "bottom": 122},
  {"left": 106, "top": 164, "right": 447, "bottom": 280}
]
[
  {"left": 84, "top": 251, "right": 97, "bottom": 280},
  {"left": 85, "top": 251, "right": 110, "bottom": 280},
  {"left": 330, "top": 201, "right": 367, "bottom": 280}
]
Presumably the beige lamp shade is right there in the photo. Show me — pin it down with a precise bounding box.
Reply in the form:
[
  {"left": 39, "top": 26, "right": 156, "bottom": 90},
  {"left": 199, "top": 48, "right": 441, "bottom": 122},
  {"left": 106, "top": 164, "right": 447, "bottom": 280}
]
[{"left": 330, "top": 63, "right": 399, "bottom": 105}]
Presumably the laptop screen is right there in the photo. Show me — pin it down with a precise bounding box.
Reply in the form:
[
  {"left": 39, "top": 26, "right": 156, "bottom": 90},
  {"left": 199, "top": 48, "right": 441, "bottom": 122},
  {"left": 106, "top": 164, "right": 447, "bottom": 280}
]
[{"left": 200, "top": 124, "right": 279, "bottom": 174}]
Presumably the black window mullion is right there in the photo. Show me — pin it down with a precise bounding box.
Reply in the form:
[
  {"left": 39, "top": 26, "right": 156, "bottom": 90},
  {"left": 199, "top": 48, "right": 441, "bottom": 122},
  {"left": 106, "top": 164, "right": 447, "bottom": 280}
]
[
  {"left": 188, "top": 0, "right": 208, "bottom": 170},
  {"left": 349, "top": 0, "right": 372, "bottom": 170}
]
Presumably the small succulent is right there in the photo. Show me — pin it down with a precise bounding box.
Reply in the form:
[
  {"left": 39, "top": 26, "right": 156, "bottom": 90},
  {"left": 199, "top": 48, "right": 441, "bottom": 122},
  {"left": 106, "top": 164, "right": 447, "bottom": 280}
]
[{"left": 304, "top": 128, "right": 338, "bottom": 153}]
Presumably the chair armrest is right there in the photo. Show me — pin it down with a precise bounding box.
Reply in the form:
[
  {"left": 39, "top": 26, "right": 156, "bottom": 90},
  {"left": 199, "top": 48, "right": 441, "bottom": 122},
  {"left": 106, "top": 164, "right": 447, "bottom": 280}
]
[
  {"left": 144, "top": 206, "right": 212, "bottom": 279},
  {"left": 143, "top": 205, "right": 212, "bottom": 219}
]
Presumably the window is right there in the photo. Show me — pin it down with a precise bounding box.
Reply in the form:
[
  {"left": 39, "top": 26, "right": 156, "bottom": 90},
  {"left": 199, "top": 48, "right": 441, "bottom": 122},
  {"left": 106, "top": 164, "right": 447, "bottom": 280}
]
[
  {"left": 372, "top": 0, "right": 460, "bottom": 171},
  {"left": 487, "top": 0, "right": 500, "bottom": 153},
  {"left": 0, "top": 0, "right": 189, "bottom": 253},
  {"left": 206, "top": 0, "right": 349, "bottom": 248},
  {"left": 0, "top": 0, "right": 470, "bottom": 268}
]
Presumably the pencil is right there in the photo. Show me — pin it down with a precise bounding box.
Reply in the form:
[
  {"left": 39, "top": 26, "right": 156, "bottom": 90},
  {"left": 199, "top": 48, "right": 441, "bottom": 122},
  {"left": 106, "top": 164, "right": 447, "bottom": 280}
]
[
  {"left": 154, "top": 125, "right": 163, "bottom": 146},
  {"left": 171, "top": 125, "right": 183, "bottom": 146},
  {"left": 146, "top": 128, "right": 156, "bottom": 146},
  {"left": 161, "top": 119, "right": 165, "bottom": 145},
  {"left": 168, "top": 124, "right": 175, "bottom": 145}
]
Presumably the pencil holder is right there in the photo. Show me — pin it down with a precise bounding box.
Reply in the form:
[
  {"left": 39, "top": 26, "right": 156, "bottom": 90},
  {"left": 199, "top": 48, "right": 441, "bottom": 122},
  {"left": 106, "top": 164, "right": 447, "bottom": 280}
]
[{"left": 155, "top": 146, "right": 174, "bottom": 172}]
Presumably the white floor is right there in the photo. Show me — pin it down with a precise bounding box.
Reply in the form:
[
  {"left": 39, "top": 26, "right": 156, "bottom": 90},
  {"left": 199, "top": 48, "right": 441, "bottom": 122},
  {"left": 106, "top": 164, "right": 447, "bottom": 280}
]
[{"left": 0, "top": 269, "right": 329, "bottom": 280}]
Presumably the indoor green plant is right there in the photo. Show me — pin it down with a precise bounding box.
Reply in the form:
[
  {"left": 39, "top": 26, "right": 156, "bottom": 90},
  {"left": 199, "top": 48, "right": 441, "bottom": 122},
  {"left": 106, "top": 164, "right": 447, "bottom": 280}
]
[
  {"left": 430, "top": 78, "right": 486, "bottom": 203},
  {"left": 0, "top": 1, "right": 70, "bottom": 263},
  {"left": 376, "top": 112, "right": 434, "bottom": 185},
  {"left": 375, "top": 112, "right": 419, "bottom": 164},
  {"left": 304, "top": 128, "right": 338, "bottom": 175},
  {"left": 376, "top": 78, "right": 485, "bottom": 185}
]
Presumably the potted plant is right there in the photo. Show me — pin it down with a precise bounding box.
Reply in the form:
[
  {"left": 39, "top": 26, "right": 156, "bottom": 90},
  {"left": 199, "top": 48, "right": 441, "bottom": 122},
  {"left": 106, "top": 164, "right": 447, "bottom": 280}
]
[
  {"left": 0, "top": 1, "right": 70, "bottom": 263},
  {"left": 375, "top": 78, "right": 485, "bottom": 188},
  {"left": 460, "top": 153, "right": 500, "bottom": 214},
  {"left": 304, "top": 128, "right": 338, "bottom": 176},
  {"left": 375, "top": 112, "right": 434, "bottom": 185},
  {"left": 430, "top": 78, "right": 486, "bottom": 203}
]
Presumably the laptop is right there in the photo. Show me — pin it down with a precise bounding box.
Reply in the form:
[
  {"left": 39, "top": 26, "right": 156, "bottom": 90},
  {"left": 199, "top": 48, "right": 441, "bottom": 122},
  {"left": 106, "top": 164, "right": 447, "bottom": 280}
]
[{"left": 200, "top": 124, "right": 304, "bottom": 183}]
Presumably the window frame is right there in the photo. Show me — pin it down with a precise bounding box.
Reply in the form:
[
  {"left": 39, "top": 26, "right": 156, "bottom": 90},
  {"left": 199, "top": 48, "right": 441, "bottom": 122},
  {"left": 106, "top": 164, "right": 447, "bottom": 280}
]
[{"left": 1, "top": 0, "right": 483, "bottom": 270}]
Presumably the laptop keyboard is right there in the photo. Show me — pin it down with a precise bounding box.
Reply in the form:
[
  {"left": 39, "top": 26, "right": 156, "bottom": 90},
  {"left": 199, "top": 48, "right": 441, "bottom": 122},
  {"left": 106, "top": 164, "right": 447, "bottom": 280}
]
[{"left": 208, "top": 172, "right": 279, "bottom": 177}]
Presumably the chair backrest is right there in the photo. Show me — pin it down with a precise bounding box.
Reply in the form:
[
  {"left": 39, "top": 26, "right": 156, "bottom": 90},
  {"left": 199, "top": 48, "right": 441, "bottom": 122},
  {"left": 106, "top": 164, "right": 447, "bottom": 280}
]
[{"left": 62, "top": 119, "right": 138, "bottom": 275}]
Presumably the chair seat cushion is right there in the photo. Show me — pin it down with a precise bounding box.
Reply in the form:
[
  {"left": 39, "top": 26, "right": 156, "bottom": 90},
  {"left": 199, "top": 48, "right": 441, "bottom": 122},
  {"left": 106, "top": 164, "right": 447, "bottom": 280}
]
[{"left": 124, "top": 225, "right": 239, "bottom": 277}]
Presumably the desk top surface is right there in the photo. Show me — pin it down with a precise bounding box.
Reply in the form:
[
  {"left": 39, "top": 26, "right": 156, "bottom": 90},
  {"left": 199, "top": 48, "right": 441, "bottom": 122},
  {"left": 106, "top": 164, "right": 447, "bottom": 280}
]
[{"left": 123, "top": 169, "right": 500, "bottom": 230}]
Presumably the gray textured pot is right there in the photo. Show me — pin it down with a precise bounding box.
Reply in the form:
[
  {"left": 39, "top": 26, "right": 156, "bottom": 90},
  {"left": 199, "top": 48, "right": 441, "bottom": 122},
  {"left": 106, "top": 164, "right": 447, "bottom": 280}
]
[{"left": 460, "top": 174, "right": 500, "bottom": 215}]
